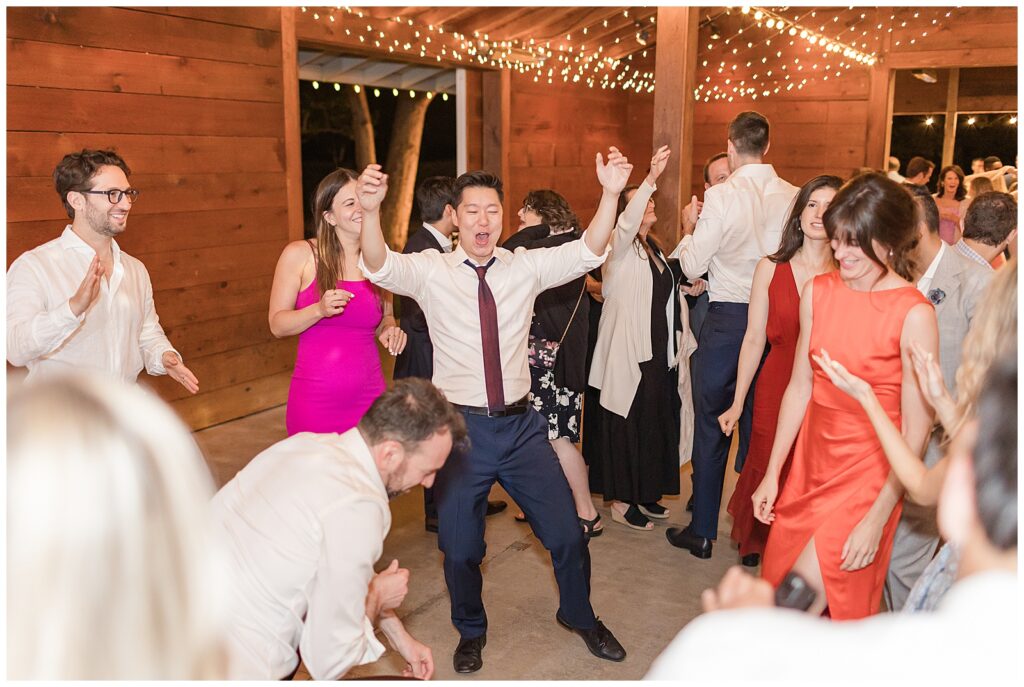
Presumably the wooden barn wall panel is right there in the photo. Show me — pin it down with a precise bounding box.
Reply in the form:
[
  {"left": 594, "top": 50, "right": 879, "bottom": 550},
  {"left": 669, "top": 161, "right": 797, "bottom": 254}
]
[{"left": 6, "top": 6, "right": 293, "bottom": 430}]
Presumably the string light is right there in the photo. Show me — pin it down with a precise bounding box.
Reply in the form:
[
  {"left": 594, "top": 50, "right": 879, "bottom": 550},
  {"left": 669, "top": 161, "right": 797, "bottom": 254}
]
[{"left": 298, "top": 6, "right": 954, "bottom": 100}]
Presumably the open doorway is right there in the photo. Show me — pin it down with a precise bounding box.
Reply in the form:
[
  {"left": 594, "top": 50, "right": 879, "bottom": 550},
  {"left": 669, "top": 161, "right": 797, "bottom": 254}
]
[{"left": 297, "top": 52, "right": 460, "bottom": 248}]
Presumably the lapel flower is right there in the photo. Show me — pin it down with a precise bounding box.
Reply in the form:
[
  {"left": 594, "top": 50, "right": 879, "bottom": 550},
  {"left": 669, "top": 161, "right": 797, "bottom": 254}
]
[{"left": 927, "top": 288, "right": 946, "bottom": 305}]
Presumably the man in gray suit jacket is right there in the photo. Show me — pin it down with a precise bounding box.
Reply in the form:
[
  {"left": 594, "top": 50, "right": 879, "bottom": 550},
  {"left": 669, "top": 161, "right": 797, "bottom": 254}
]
[{"left": 884, "top": 187, "right": 992, "bottom": 611}]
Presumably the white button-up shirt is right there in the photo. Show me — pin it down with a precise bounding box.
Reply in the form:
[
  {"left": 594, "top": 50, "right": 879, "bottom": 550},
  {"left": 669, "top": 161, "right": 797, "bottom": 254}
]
[
  {"left": 6, "top": 226, "right": 179, "bottom": 384},
  {"left": 211, "top": 429, "right": 391, "bottom": 680},
  {"left": 916, "top": 241, "right": 947, "bottom": 295},
  {"left": 671, "top": 164, "right": 798, "bottom": 303},
  {"left": 360, "top": 238, "right": 607, "bottom": 407}
]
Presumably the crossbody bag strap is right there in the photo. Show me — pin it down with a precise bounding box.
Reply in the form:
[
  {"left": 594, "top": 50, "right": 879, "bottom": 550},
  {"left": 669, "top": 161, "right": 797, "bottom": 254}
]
[{"left": 556, "top": 281, "right": 588, "bottom": 345}]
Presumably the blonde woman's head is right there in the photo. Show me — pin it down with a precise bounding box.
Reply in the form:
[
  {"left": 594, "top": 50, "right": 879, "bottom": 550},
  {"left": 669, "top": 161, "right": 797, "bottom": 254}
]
[
  {"left": 949, "top": 258, "right": 1018, "bottom": 439},
  {"left": 7, "top": 374, "right": 228, "bottom": 679}
]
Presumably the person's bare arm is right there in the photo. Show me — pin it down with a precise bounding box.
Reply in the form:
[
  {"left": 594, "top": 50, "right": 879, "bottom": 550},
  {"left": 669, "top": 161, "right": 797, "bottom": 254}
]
[
  {"left": 357, "top": 164, "right": 389, "bottom": 273},
  {"left": 751, "top": 278, "right": 816, "bottom": 524},
  {"left": 719, "top": 258, "right": 774, "bottom": 436}
]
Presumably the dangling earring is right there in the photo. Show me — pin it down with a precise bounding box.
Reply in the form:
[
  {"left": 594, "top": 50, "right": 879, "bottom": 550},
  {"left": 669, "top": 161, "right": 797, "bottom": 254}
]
[{"left": 889, "top": 249, "right": 894, "bottom": 258}]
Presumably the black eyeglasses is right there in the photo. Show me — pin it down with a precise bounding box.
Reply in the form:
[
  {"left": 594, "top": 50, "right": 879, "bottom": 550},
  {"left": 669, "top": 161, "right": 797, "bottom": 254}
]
[{"left": 79, "top": 188, "right": 140, "bottom": 204}]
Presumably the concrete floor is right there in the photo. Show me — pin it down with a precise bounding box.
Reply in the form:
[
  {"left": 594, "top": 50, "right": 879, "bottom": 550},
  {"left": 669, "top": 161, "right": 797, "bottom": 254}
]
[{"left": 195, "top": 405, "right": 745, "bottom": 681}]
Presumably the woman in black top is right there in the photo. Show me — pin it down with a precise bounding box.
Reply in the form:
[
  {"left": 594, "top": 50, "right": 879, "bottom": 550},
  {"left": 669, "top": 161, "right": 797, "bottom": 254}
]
[{"left": 501, "top": 189, "right": 602, "bottom": 537}]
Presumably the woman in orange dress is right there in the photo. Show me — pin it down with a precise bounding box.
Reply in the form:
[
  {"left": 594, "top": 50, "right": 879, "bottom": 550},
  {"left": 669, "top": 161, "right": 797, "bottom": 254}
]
[{"left": 751, "top": 173, "right": 939, "bottom": 620}]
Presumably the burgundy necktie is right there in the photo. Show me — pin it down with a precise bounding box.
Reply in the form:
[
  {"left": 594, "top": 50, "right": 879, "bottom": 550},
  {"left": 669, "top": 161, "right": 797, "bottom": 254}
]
[{"left": 467, "top": 259, "right": 505, "bottom": 412}]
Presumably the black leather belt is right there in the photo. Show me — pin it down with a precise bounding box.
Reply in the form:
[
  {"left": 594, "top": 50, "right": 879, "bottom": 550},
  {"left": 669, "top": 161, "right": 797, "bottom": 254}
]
[{"left": 454, "top": 398, "right": 530, "bottom": 418}]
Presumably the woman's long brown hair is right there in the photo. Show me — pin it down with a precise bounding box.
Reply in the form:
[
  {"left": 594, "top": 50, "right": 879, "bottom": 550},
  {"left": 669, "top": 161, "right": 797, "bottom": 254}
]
[{"left": 310, "top": 168, "right": 360, "bottom": 297}]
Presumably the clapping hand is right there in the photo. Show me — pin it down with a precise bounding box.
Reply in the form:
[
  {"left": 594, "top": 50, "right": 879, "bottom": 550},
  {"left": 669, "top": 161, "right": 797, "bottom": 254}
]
[
  {"left": 909, "top": 341, "right": 952, "bottom": 412},
  {"left": 645, "top": 144, "right": 672, "bottom": 186},
  {"left": 595, "top": 146, "right": 633, "bottom": 194},
  {"left": 682, "top": 195, "right": 702, "bottom": 236},
  {"left": 357, "top": 164, "right": 389, "bottom": 212},
  {"left": 162, "top": 351, "right": 199, "bottom": 394},
  {"left": 69, "top": 254, "right": 103, "bottom": 317}
]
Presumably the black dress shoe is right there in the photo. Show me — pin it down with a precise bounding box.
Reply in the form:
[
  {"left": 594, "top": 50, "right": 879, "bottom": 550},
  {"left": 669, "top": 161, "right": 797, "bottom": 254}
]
[
  {"left": 453, "top": 634, "right": 486, "bottom": 673},
  {"left": 486, "top": 500, "right": 508, "bottom": 516},
  {"left": 425, "top": 517, "right": 439, "bottom": 534},
  {"left": 556, "top": 612, "right": 626, "bottom": 662},
  {"left": 665, "top": 525, "right": 713, "bottom": 559},
  {"left": 741, "top": 553, "right": 761, "bottom": 567},
  {"left": 686, "top": 494, "right": 694, "bottom": 512}
]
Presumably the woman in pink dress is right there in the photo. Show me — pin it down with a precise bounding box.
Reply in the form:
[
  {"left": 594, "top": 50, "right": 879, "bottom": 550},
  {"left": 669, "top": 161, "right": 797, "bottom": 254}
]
[
  {"left": 933, "top": 165, "right": 968, "bottom": 244},
  {"left": 269, "top": 168, "right": 407, "bottom": 435}
]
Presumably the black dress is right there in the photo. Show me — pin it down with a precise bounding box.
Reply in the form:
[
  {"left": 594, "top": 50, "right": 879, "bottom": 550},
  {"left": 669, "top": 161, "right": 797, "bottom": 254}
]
[{"left": 588, "top": 247, "right": 681, "bottom": 503}]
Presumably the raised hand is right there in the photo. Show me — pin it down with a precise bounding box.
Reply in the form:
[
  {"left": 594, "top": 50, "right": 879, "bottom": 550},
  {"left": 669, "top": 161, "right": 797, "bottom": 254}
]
[
  {"left": 595, "top": 146, "right": 633, "bottom": 194},
  {"left": 682, "top": 195, "right": 702, "bottom": 236},
  {"left": 163, "top": 351, "right": 199, "bottom": 395},
  {"left": 318, "top": 288, "right": 354, "bottom": 318},
  {"left": 357, "top": 164, "right": 389, "bottom": 212},
  {"left": 813, "top": 348, "right": 872, "bottom": 404},
  {"left": 378, "top": 325, "right": 407, "bottom": 356},
  {"left": 751, "top": 475, "right": 778, "bottom": 524},
  {"left": 69, "top": 254, "right": 103, "bottom": 317},
  {"left": 645, "top": 144, "right": 672, "bottom": 185}
]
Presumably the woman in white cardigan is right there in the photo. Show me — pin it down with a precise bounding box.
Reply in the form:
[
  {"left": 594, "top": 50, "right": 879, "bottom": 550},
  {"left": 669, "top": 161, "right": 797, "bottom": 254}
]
[{"left": 587, "top": 145, "right": 682, "bottom": 531}]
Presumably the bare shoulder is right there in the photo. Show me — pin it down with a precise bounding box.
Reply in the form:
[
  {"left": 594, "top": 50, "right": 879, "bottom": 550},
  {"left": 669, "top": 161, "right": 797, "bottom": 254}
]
[{"left": 280, "top": 239, "right": 315, "bottom": 263}]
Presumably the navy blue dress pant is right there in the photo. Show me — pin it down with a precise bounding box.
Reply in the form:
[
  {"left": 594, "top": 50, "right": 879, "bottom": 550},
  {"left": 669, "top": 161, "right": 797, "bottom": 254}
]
[
  {"left": 434, "top": 408, "right": 595, "bottom": 639},
  {"left": 689, "top": 302, "right": 757, "bottom": 540}
]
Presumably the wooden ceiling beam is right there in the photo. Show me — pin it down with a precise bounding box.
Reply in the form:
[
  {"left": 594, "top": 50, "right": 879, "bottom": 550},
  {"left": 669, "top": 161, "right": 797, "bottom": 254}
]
[
  {"left": 295, "top": 8, "right": 498, "bottom": 71},
  {"left": 412, "top": 6, "right": 486, "bottom": 30},
  {"left": 567, "top": 9, "right": 655, "bottom": 52},
  {"left": 526, "top": 7, "right": 630, "bottom": 43},
  {"left": 497, "top": 6, "right": 614, "bottom": 43},
  {"left": 466, "top": 7, "right": 543, "bottom": 36}
]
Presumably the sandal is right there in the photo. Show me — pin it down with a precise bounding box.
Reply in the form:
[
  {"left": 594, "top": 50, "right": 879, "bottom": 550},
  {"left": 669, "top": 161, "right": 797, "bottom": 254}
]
[
  {"left": 580, "top": 514, "right": 603, "bottom": 538},
  {"left": 638, "top": 502, "right": 670, "bottom": 519},
  {"left": 610, "top": 504, "right": 653, "bottom": 531}
]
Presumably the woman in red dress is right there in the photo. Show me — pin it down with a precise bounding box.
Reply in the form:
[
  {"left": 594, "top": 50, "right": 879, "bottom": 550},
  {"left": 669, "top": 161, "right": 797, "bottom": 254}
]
[
  {"left": 751, "top": 173, "right": 939, "bottom": 620},
  {"left": 719, "top": 175, "right": 843, "bottom": 567}
]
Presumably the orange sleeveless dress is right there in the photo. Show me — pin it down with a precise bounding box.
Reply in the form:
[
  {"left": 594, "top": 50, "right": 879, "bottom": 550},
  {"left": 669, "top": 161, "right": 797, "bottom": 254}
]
[{"left": 761, "top": 272, "right": 930, "bottom": 620}]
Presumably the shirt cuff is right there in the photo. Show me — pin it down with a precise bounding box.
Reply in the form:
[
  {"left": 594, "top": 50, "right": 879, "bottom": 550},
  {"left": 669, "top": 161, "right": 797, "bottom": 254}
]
[
  {"left": 149, "top": 347, "right": 181, "bottom": 376},
  {"left": 361, "top": 616, "right": 387, "bottom": 665},
  {"left": 669, "top": 234, "right": 692, "bottom": 261}
]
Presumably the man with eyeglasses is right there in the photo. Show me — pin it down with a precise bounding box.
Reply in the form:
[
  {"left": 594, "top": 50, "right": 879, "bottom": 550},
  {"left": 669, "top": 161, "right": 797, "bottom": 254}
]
[{"left": 7, "top": 149, "right": 198, "bottom": 393}]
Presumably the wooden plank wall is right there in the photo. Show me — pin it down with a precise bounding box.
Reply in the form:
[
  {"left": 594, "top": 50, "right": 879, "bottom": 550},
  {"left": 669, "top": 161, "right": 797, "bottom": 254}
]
[
  {"left": 6, "top": 6, "right": 295, "bottom": 430},
  {"left": 504, "top": 71, "right": 650, "bottom": 231}
]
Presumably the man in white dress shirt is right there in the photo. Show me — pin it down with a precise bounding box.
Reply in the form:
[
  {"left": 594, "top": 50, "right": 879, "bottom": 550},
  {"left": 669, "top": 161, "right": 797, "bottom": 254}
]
[
  {"left": 357, "top": 150, "right": 637, "bottom": 673},
  {"left": 667, "top": 112, "right": 798, "bottom": 560},
  {"left": 395, "top": 176, "right": 507, "bottom": 532},
  {"left": 213, "top": 378, "right": 465, "bottom": 680},
  {"left": 6, "top": 149, "right": 198, "bottom": 392},
  {"left": 647, "top": 354, "right": 1017, "bottom": 683}
]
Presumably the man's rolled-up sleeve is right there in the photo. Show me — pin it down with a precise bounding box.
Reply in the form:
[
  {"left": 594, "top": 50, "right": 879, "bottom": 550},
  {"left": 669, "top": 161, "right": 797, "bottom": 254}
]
[
  {"left": 358, "top": 246, "right": 428, "bottom": 299},
  {"left": 6, "top": 256, "right": 85, "bottom": 367},
  {"left": 528, "top": 237, "right": 609, "bottom": 293},
  {"left": 299, "top": 500, "right": 388, "bottom": 680}
]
